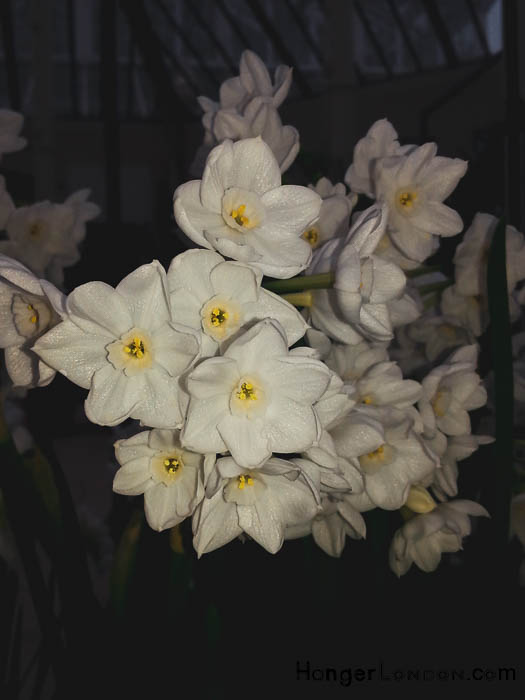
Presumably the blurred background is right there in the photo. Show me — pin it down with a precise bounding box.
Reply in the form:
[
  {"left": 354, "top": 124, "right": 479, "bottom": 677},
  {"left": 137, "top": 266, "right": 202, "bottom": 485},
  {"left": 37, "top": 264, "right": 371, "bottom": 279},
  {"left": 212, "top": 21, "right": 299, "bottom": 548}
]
[{"left": 1, "top": 1, "right": 524, "bottom": 697}]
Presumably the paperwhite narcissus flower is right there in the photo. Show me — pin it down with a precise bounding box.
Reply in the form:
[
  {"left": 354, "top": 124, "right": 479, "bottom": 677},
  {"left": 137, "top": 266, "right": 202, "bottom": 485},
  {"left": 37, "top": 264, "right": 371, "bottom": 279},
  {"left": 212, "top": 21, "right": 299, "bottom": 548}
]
[
  {"left": 440, "top": 284, "right": 484, "bottom": 337},
  {"left": 453, "top": 213, "right": 525, "bottom": 320},
  {"left": 303, "top": 177, "right": 357, "bottom": 250},
  {"left": 285, "top": 491, "right": 366, "bottom": 558},
  {"left": 0, "top": 254, "right": 63, "bottom": 387},
  {"left": 167, "top": 249, "right": 307, "bottom": 355},
  {"left": 333, "top": 410, "right": 436, "bottom": 511},
  {"left": 389, "top": 500, "right": 489, "bottom": 576},
  {"left": 181, "top": 319, "right": 331, "bottom": 468},
  {"left": 199, "top": 49, "right": 292, "bottom": 119},
  {"left": 0, "top": 190, "right": 100, "bottom": 285},
  {"left": 375, "top": 143, "right": 467, "bottom": 263},
  {"left": 353, "top": 361, "right": 421, "bottom": 409},
  {"left": 418, "top": 345, "right": 487, "bottom": 438},
  {"left": 308, "top": 205, "right": 406, "bottom": 344},
  {"left": 322, "top": 337, "right": 389, "bottom": 382},
  {"left": 344, "top": 119, "right": 404, "bottom": 199},
  {"left": 0, "top": 109, "right": 26, "bottom": 160},
  {"left": 193, "top": 456, "right": 319, "bottom": 556},
  {"left": 407, "top": 313, "right": 474, "bottom": 363},
  {"left": 113, "top": 429, "right": 214, "bottom": 532},
  {"left": 33, "top": 261, "right": 200, "bottom": 428},
  {"left": 174, "top": 137, "right": 321, "bottom": 279},
  {"left": 211, "top": 97, "right": 300, "bottom": 174}
]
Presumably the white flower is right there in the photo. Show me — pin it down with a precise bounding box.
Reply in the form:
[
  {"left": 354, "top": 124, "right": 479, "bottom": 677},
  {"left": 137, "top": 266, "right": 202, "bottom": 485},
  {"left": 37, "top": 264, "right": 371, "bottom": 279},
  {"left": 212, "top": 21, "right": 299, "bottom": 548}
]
[
  {"left": 418, "top": 345, "right": 487, "bottom": 437},
  {"left": 323, "top": 338, "right": 389, "bottom": 382},
  {"left": 407, "top": 313, "right": 474, "bottom": 363},
  {"left": 286, "top": 491, "right": 366, "bottom": 558},
  {"left": 332, "top": 410, "right": 436, "bottom": 511},
  {"left": 193, "top": 456, "right": 318, "bottom": 556},
  {"left": 113, "top": 429, "right": 214, "bottom": 531},
  {"left": 375, "top": 143, "right": 467, "bottom": 262},
  {"left": 33, "top": 261, "right": 200, "bottom": 427},
  {"left": 303, "top": 177, "right": 357, "bottom": 250},
  {"left": 211, "top": 97, "right": 299, "bottom": 173},
  {"left": 353, "top": 361, "right": 422, "bottom": 409},
  {"left": 0, "top": 190, "right": 100, "bottom": 284},
  {"left": 167, "top": 249, "right": 307, "bottom": 355},
  {"left": 308, "top": 205, "right": 406, "bottom": 344},
  {"left": 0, "top": 254, "right": 63, "bottom": 387},
  {"left": 199, "top": 49, "right": 292, "bottom": 118},
  {"left": 389, "top": 500, "right": 489, "bottom": 576},
  {"left": 372, "top": 229, "right": 427, "bottom": 271},
  {"left": 181, "top": 319, "right": 331, "bottom": 468},
  {"left": 174, "top": 137, "right": 321, "bottom": 279},
  {"left": 0, "top": 109, "right": 26, "bottom": 160},
  {"left": 453, "top": 213, "right": 525, "bottom": 321},
  {"left": 440, "top": 284, "right": 483, "bottom": 337},
  {"left": 344, "top": 119, "right": 403, "bottom": 199}
]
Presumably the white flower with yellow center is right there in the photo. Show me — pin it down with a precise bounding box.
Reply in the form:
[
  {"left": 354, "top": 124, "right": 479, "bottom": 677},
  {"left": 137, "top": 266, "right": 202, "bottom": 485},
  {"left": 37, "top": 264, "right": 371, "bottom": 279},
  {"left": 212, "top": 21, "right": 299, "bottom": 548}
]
[
  {"left": 0, "top": 190, "right": 99, "bottom": 285},
  {"left": 0, "top": 109, "right": 26, "bottom": 161},
  {"left": 418, "top": 345, "right": 487, "bottom": 438},
  {"left": 113, "top": 428, "right": 214, "bottom": 532},
  {"left": 389, "top": 500, "right": 489, "bottom": 576},
  {"left": 174, "top": 137, "right": 321, "bottom": 279},
  {"left": 181, "top": 318, "right": 331, "bottom": 468},
  {"left": 331, "top": 410, "right": 436, "bottom": 511},
  {"left": 192, "top": 456, "right": 319, "bottom": 556},
  {"left": 0, "top": 254, "right": 62, "bottom": 388},
  {"left": 302, "top": 177, "right": 357, "bottom": 250},
  {"left": 375, "top": 142, "right": 467, "bottom": 263},
  {"left": 33, "top": 260, "right": 200, "bottom": 428},
  {"left": 407, "top": 313, "right": 474, "bottom": 363},
  {"left": 167, "top": 249, "right": 307, "bottom": 356}
]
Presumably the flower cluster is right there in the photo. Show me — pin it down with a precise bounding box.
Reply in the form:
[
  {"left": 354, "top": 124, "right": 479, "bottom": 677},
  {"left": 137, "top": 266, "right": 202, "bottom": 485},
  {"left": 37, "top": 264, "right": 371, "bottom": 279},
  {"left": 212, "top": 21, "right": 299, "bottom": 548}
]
[{"left": 1, "top": 53, "right": 505, "bottom": 579}]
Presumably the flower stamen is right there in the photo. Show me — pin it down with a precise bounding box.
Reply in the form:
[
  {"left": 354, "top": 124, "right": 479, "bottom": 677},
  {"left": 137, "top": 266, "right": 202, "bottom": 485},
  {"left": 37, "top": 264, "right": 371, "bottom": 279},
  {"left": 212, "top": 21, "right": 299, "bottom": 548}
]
[
  {"left": 302, "top": 227, "right": 319, "bottom": 247},
  {"left": 236, "top": 382, "right": 257, "bottom": 401},
  {"left": 231, "top": 204, "right": 249, "bottom": 227},
  {"left": 163, "top": 457, "right": 183, "bottom": 474},
  {"left": 210, "top": 307, "right": 228, "bottom": 326},
  {"left": 237, "top": 474, "right": 254, "bottom": 490},
  {"left": 124, "top": 337, "right": 146, "bottom": 359},
  {"left": 398, "top": 191, "right": 417, "bottom": 209}
]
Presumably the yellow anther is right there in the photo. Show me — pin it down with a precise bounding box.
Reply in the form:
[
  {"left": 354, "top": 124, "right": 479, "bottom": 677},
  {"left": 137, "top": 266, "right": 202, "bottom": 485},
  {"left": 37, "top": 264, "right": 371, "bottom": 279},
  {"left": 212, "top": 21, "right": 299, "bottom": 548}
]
[
  {"left": 237, "top": 474, "right": 254, "bottom": 489},
  {"left": 366, "top": 445, "right": 384, "bottom": 459},
  {"left": 302, "top": 227, "right": 319, "bottom": 247},
  {"left": 210, "top": 307, "right": 228, "bottom": 326},
  {"left": 164, "top": 457, "right": 182, "bottom": 474},
  {"left": 362, "top": 395, "right": 373, "bottom": 405},
  {"left": 26, "top": 304, "right": 38, "bottom": 324},
  {"left": 236, "top": 382, "right": 257, "bottom": 401},
  {"left": 231, "top": 204, "right": 249, "bottom": 227},
  {"left": 398, "top": 191, "right": 417, "bottom": 208},
  {"left": 30, "top": 315, "right": 37, "bottom": 324},
  {"left": 125, "top": 337, "right": 146, "bottom": 359}
]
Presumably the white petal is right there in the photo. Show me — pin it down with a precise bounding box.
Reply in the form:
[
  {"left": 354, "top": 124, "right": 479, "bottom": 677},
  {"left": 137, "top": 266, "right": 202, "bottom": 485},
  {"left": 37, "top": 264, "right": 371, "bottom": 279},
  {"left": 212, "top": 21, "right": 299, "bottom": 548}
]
[
  {"left": 115, "top": 261, "right": 171, "bottom": 332},
  {"left": 144, "top": 482, "right": 181, "bottom": 531},
  {"left": 67, "top": 282, "right": 132, "bottom": 337},
  {"left": 85, "top": 365, "right": 143, "bottom": 426},
  {"left": 218, "top": 414, "right": 270, "bottom": 467},
  {"left": 173, "top": 180, "right": 222, "bottom": 247}
]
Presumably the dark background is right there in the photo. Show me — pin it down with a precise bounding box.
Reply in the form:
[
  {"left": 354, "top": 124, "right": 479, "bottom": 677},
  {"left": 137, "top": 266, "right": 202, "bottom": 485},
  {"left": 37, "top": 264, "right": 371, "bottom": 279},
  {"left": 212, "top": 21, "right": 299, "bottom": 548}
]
[{"left": 1, "top": 1, "right": 524, "bottom": 697}]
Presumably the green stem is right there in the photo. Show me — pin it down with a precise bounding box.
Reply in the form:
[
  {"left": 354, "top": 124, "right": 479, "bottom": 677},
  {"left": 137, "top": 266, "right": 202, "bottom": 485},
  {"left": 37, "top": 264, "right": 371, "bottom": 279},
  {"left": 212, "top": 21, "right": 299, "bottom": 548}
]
[
  {"left": 418, "top": 279, "right": 453, "bottom": 296},
  {"left": 262, "top": 271, "right": 335, "bottom": 293},
  {"left": 406, "top": 265, "right": 442, "bottom": 278}
]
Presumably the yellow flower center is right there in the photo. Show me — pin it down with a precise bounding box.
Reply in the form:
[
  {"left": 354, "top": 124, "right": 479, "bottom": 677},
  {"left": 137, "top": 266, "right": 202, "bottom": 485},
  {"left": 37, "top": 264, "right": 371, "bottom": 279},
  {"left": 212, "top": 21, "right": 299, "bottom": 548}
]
[
  {"left": 302, "top": 227, "right": 319, "bottom": 247},
  {"left": 210, "top": 307, "right": 228, "bottom": 326},
  {"left": 124, "top": 336, "right": 146, "bottom": 359},
  {"left": 231, "top": 204, "right": 249, "bottom": 227},
  {"left": 366, "top": 445, "right": 384, "bottom": 460},
  {"left": 163, "top": 457, "right": 183, "bottom": 474},
  {"left": 398, "top": 191, "right": 417, "bottom": 209},
  {"left": 237, "top": 474, "right": 254, "bottom": 490},
  {"left": 236, "top": 382, "right": 257, "bottom": 401},
  {"left": 361, "top": 395, "right": 373, "bottom": 405},
  {"left": 27, "top": 304, "right": 38, "bottom": 324},
  {"left": 29, "top": 221, "right": 43, "bottom": 238}
]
